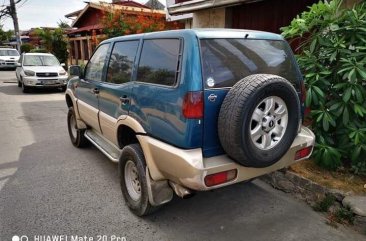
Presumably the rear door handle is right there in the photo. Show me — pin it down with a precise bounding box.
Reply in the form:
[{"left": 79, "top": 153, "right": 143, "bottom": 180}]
[
  {"left": 120, "top": 95, "right": 130, "bottom": 105},
  {"left": 93, "top": 88, "right": 99, "bottom": 94}
]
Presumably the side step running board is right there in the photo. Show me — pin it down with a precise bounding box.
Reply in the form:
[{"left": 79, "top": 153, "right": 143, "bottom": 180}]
[{"left": 84, "top": 130, "right": 121, "bottom": 162}]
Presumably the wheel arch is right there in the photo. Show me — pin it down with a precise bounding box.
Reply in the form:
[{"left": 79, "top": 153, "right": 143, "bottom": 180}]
[
  {"left": 65, "top": 93, "right": 73, "bottom": 108},
  {"left": 116, "top": 116, "right": 146, "bottom": 149}
]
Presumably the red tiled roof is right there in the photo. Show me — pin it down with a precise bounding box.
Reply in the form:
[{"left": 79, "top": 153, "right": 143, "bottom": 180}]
[
  {"left": 113, "top": 0, "right": 151, "bottom": 9},
  {"left": 68, "top": 24, "right": 103, "bottom": 34}
]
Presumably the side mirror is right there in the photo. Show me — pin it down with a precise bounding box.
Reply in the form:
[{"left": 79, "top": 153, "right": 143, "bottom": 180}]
[
  {"left": 69, "top": 65, "right": 82, "bottom": 78},
  {"left": 60, "top": 63, "right": 66, "bottom": 67},
  {"left": 16, "top": 63, "right": 21, "bottom": 67}
]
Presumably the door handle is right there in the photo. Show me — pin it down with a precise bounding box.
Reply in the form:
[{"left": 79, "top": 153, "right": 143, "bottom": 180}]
[
  {"left": 120, "top": 95, "right": 130, "bottom": 105},
  {"left": 92, "top": 88, "right": 99, "bottom": 94}
]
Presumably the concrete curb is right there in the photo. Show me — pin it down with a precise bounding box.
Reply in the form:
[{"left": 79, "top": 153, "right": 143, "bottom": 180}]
[{"left": 261, "top": 169, "right": 366, "bottom": 234}]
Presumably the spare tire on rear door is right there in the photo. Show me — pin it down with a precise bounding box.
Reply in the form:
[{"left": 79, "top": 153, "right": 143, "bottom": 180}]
[{"left": 218, "top": 74, "right": 300, "bottom": 168}]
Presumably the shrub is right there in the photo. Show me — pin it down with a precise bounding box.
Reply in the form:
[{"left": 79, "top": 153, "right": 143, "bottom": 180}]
[
  {"left": 100, "top": 8, "right": 183, "bottom": 38},
  {"left": 30, "top": 48, "right": 48, "bottom": 53},
  {"left": 281, "top": 0, "right": 366, "bottom": 173},
  {"left": 20, "top": 43, "right": 34, "bottom": 53}
]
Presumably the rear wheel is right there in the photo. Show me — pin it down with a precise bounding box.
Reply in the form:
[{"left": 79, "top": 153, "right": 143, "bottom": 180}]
[
  {"left": 67, "top": 107, "right": 88, "bottom": 148},
  {"left": 120, "top": 144, "right": 157, "bottom": 216}
]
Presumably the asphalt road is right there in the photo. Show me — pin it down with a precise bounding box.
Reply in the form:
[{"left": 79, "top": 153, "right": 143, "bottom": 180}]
[{"left": 0, "top": 70, "right": 364, "bottom": 241}]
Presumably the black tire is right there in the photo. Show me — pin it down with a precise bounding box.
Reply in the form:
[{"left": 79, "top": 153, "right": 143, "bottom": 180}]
[
  {"left": 218, "top": 74, "right": 300, "bottom": 168},
  {"left": 67, "top": 107, "right": 89, "bottom": 148},
  {"left": 22, "top": 82, "right": 30, "bottom": 93},
  {"left": 119, "top": 144, "right": 157, "bottom": 216}
]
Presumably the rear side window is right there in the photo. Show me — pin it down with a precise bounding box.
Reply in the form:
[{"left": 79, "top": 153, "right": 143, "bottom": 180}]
[
  {"left": 137, "top": 39, "right": 181, "bottom": 86},
  {"left": 200, "top": 39, "right": 299, "bottom": 88},
  {"left": 107, "top": 41, "right": 139, "bottom": 84},
  {"left": 85, "top": 44, "right": 110, "bottom": 82}
]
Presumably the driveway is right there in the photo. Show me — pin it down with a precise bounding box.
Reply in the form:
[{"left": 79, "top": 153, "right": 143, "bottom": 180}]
[{"left": 0, "top": 70, "right": 364, "bottom": 241}]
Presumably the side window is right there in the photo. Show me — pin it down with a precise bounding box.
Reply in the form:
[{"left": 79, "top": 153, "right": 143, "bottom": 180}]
[
  {"left": 106, "top": 41, "right": 139, "bottom": 84},
  {"left": 137, "top": 39, "right": 181, "bottom": 86},
  {"left": 84, "top": 44, "right": 110, "bottom": 81}
]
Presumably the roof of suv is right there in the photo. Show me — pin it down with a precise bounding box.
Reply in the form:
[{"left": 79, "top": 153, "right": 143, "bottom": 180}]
[
  {"left": 23, "top": 53, "right": 54, "bottom": 56},
  {"left": 103, "top": 28, "right": 284, "bottom": 44}
]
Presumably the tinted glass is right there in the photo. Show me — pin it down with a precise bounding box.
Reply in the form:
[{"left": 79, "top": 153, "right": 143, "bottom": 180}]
[
  {"left": 23, "top": 55, "right": 60, "bottom": 66},
  {"left": 85, "top": 44, "right": 110, "bottom": 82},
  {"left": 0, "top": 49, "right": 19, "bottom": 56},
  {"left": 137, "top": 39, "right": 180, "bottom": 86},
  {"left": 200, "top": 39, "right": 299, "bottom": 88},
  {"left": 107, "top": 41, "right": 139, "bottom": 84}
]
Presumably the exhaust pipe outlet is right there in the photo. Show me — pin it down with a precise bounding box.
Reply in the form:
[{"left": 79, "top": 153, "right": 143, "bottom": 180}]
[{"left": 169, "top": 181, "right": 195, "bottom": 199}]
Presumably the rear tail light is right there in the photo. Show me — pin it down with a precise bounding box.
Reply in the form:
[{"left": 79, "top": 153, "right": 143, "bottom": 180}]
[
  {"left": 182, "top": 91, "right": 203, "bottom": 119},
  {"left": 204, "top": 169, "right": 237, "bottom": 187},
  {"left": 295, "top": 146, "right": 313, "bottom": 160}
]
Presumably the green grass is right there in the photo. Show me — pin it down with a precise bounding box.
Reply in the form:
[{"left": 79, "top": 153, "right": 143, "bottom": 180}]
[{"left": 313, "top": 194, "right": 336, "bottom": 212}]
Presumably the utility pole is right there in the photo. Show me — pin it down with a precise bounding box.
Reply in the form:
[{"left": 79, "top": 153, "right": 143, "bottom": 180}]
[{"left": 8, "top": 0, "right": 21, "bottom": 52}]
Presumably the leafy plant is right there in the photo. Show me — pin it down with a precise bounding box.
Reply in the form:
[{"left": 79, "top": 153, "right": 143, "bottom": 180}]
[
  {"left": 0, "top": 25, "right": 13, "bottom": 45},
  {"left": 100, "top": 8, "right": 183, "bottom": 38},
  {"left": 20, "top": 43, "right": 34, "bottom": 53},
  {"left": 282, "top": 0, "right": 366, "bottom": 173},
  {"left": 334, "top": 206, "right": 355, "bottom": 224},
  {"left": 313, "top": 194, "right": 336, "bottom": 212},
  {"left": 35, "top": 28, "right": 69, "bottom": 67}
]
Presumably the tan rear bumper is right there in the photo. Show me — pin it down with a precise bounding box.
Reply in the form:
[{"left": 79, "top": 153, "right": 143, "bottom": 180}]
[{"left": 138, "top": 126, "right": 315, "bottom": 191}]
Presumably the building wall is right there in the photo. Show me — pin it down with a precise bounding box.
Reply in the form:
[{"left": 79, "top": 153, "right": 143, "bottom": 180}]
[
  {"left": 192, "top": 8, "right": 227, "bottom": 28},
  {"left": 230, "top": 0, "right": 319, "bottom": 33},
  {"left": 74, "top": 8, "right": 103, "bottom": 28}
]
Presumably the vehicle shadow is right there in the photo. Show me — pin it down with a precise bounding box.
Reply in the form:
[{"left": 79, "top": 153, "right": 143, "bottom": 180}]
[
  {"left": 0, "top": 100, "right": 361, "bottom": 241},
  {"left": 0, "top": 83, "right": 64, "bottom": 96}
]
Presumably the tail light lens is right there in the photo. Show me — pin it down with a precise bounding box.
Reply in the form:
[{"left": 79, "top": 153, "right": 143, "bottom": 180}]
[
  {"left": 204, "top": 169, "right": 237, "bottom": 187},
  {"left": 295, "top": 146, "right": 313, "bottom": 160},
  {"left": 182, "top": 91, "right": 203, "bottom": 119}
]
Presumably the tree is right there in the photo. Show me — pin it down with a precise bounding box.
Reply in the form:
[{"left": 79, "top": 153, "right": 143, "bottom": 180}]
[
  {"left": 0, "top": 25, "right": 13, "bottom": 45},
  {"left": 101, "top": 8, "right": 182, "bottom": 38},
  {"left": 58, "top": 20, "right": 71, "bottom": 29},
  {"left": 35, "top": 28, "right": 69, "bottom": 65}
]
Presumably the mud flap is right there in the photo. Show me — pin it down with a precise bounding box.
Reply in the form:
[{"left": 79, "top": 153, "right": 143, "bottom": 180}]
[{"left": 146, "top": 167, "right": 173, "bottom": 206}]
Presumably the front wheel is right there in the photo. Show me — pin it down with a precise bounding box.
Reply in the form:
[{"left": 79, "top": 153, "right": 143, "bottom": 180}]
[
  {"left": 22, "top": 82, "right": 30, "bottom": 93},
  {"left": 67, "top": 107, "right": 88, "bottom": 148},
  {"left": 120, "top": 144, "right": 157, "bottom": 216}
]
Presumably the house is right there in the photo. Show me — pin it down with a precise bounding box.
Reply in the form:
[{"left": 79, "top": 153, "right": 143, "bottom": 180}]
[
  {"left": 166, "top": 0, "right": 362, "bottom": 33},
  {"left": 65, "top": 0, "right": 166, "bottom": 65}
]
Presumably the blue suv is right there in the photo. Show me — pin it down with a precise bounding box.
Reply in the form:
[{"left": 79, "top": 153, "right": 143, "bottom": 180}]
[{"left": 65, "top": 29, "right": 315, "bottom": 216}]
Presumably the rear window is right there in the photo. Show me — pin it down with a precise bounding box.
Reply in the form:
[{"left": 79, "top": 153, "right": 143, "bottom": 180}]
[{"left": 200, "top": 39, "right": 299, "bottom": 88}]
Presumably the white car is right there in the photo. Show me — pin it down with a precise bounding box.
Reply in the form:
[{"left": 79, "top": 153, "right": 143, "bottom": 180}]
[
  {"left": 0, "top": 48, "right": 20, "bottom": 69},
  {"left": 16, "top": 53, "right": 68, "bottom": 93}
]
